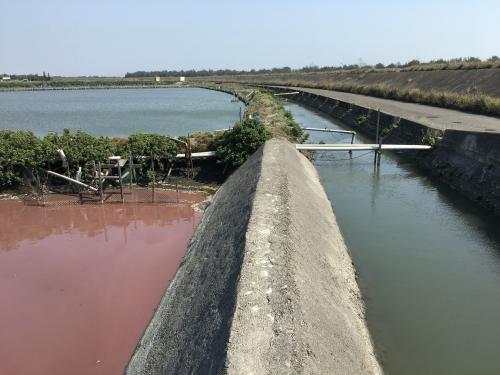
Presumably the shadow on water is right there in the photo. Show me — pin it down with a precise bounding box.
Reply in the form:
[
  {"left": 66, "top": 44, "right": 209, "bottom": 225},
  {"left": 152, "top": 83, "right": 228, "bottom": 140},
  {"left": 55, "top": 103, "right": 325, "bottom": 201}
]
[{"left": 287, "top": 102, "right": 500, "bottom": 375}]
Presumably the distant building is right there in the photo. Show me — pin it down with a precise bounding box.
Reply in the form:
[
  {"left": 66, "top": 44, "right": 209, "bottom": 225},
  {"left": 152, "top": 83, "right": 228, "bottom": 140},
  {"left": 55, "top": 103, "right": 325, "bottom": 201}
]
[
  {"left": 180, "top": 76, "right": 185, "bottom": 82},
  {"left": 2, "top": 75, "right": 11, "bottom": 81},
  {"left": 154, "top": 76, "right": 161, "bottom": 82}
]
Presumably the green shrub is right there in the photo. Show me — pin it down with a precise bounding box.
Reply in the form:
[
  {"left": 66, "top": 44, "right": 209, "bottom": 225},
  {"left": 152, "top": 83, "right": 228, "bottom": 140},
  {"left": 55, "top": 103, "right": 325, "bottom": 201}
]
[
  {"left": 381, "top": 127, "right": 392, "bottom": 137},
  {"left": 0, "top": 129, "right": 181, "bottom": 190},
  {"left": 356, "top": 115, "right": 367, "bottom": 125},
  {"left": 126, "top": 133, "right": 178, "bottom": 164},
  {"left": 42, "top": 129, "right": 117, "bottom": 179},
  {"left": 284, "top": 117, "right": 304, "bottom": 140},
  {"left": 123, "top": 133, "right": 179, "bottom": 182},
  {"left": 0, "top": 130, "right": 45, "bottom": 188},
  {"left": 212, "top": 119, "right": 272, "bottom": 167},
  {"left": 422, "top": 130, "right": 437, "bottom": 146}
]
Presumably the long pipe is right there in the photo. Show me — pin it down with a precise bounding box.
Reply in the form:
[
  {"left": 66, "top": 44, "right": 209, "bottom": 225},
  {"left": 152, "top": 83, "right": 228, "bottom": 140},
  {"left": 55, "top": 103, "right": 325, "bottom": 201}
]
[
  {"left": 301, "top": 127, "right": 356, "bottom": 135},
  {"left": 46, "top": 170, "right": 98, "bottom": 192},
  {"left": 274, "top": 92, "right": 300, "bottom": 96},
  {"left": 176, "top": 151, "right": 216, "bottom": 158},
  {"left": 296, "top": 144, "right": 432, "bottom": 151}
]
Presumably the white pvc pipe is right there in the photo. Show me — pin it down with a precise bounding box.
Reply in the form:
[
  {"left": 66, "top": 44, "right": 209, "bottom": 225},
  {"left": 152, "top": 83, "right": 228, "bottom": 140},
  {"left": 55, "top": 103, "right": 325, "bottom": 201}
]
[
  {"left": 296, "top": 144, "right": 432, "bottom": 151},
  {"left": 46, "top": 170, "right": 98, "bottom": 191},
  {"left": 301, "top": 127, "right": 356, "bottom": 135},
  {"left": 176, "top": 151, "right": 217, "bottom": 159},
  {"left": 273, "top": 92, "right": 300, "bottom": 96}
]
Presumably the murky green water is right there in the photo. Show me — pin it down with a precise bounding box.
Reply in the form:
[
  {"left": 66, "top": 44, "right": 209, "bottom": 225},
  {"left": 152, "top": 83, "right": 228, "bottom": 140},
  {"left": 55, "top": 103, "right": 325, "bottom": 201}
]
[
  {"left": 286, "top": 102, "right": 500, "bottom": 375},
  {"left": 0, "top": 88, "right": 242, "bottom": 137}
]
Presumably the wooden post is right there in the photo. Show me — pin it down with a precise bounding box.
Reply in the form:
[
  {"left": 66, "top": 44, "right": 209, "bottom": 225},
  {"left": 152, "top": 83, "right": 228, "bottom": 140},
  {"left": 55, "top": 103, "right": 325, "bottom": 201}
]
[
  {"left": 118, "top": 160, "right": 124, "bottom": 203},
  {"left": 186, "top": 134, "right": 193, "bottom": 179},
  {"left": 129, "top": 154, "right": 133, "bottom": 191},
  {"left": 150, "top": 153, "right": 155, "bottom": 203},
  {"left": 97, "top": 161, "right": 104, "bottom": 204},
  {"left": 374, "top": 109, "right": 380, "bottom": 164},
  {"left": 349, "top": 133, "right": 355, "bottom": 158},
  {"left": 377, "top": 142, "right": 382, "bottom": 166}
]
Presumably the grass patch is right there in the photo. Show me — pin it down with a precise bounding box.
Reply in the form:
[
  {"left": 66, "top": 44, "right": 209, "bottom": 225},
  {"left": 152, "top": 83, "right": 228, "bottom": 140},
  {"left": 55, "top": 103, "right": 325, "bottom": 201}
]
[
  {"left": 422, "top": 130, "right": 438, "bottom": 146},
  {"left": 356, "top": 115, "right": 367, "bottom": 125}
]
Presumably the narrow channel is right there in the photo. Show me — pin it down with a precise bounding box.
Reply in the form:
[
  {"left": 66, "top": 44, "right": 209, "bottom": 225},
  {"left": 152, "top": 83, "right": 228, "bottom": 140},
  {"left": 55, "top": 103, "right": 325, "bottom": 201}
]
[{"left": 286, "top": 102, "right": 500, "bottom": 375}]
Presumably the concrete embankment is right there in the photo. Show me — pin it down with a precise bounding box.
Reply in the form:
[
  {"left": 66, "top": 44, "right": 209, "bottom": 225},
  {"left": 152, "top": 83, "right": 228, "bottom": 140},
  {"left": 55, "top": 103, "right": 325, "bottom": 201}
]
[
  {"left": 126, "top": 139, "right": 382, "bottom": 374},
  {"left": 270, "top": 86, "right": 500, "bottom": 215}
]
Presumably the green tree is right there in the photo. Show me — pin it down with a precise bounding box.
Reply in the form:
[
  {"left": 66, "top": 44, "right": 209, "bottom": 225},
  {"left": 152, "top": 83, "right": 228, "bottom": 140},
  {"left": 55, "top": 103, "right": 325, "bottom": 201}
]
[
  {"left": 0, "top": 130, "right": 44, "bottom": 188},
  {"left": 42, "top": 129, "right": 117, "bottom": 179},
  {"left": 125, "top": 133, "right": 179, "bottom": 180},
  {"left": 212, "top": 119, "right": 271, "bottom": 167}
]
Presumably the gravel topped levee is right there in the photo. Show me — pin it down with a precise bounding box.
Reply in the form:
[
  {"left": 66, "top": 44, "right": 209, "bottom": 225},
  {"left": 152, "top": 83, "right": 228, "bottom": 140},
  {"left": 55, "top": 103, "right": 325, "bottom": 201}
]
[{"left": 126, "top": 139, "right": 382, "bottom": 374}]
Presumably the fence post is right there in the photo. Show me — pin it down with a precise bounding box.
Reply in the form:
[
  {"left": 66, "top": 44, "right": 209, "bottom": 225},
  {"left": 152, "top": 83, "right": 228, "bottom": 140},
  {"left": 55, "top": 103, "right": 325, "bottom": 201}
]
[
  {"left": 97, "top": 161, "right": 104, "bottom": 204},
  {"left": 186, "top": 134, "right": 193, "bottom": 179},
  {"left": 118, "top": 159, "right": 124, "bottom": 203},
  {"left": 129, "top": 154, "right": 133, "bottom": 191},
  {"left": 150, "top": 153, "right": 155, "bottom": 203},
  {"left": 374, "top": 109, "right": 380, "bottom": 165},
  {"left": 36, "top": 169, "right": 44, "bottom": 206}
]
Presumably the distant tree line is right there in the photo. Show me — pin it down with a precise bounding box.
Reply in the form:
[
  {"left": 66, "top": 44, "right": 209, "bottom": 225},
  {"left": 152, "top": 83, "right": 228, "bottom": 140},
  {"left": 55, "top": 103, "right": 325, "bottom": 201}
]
[
  {"left": 125, "top": 56, "right": 500, "bottom": 78},
  {"left": 2, "top": 72, "right": 52, "bottom": 81}
]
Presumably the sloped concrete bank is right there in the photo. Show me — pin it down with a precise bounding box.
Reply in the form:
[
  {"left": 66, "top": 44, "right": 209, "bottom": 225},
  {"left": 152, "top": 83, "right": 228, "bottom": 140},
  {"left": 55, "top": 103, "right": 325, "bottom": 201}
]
[
  {"left": 126, "top": 139, "right": 382, "bottom": 374},
  {"left": 270, "top": 87, "right": 500, "bottom": 215}
]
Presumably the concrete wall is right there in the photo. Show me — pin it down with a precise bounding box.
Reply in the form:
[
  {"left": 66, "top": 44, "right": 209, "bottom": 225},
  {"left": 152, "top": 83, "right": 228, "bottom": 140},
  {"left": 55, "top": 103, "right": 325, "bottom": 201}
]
[
  {"left": 274, "top": 87, "right": 500, "bottom": 215},
  {"left": 127, "top": 139, "right": 382, "bottom": 374},
  {"left": 420, "top": 130, "right": 500, "bottom": 215}
]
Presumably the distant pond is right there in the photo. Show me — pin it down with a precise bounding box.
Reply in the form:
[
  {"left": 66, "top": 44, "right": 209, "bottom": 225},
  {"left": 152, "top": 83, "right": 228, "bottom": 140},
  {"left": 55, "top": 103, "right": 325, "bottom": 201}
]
[{"left": 0, "top": 87, "right": 242, "bottom": 137}]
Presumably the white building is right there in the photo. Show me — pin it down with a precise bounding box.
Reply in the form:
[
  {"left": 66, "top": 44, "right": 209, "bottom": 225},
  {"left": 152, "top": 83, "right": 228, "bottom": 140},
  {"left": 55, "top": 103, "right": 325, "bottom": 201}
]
[
  {"left": 180, "top": 76, "right": 185, "bottom": 82},
  {"left": 2, "top": 75, "right": 11, "bottom": 81}
]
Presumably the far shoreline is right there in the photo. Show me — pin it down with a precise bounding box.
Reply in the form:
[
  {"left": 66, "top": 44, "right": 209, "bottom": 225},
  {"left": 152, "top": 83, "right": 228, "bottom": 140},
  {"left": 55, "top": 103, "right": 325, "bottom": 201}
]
[{"left": 0, "top": 84, "right": 185, "bottom": 92}]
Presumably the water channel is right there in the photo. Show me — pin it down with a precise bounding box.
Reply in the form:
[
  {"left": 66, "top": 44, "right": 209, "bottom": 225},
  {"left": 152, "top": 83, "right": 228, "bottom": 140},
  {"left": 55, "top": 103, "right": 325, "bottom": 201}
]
[{"left": 286, "top": 102, "right": 500, "bottom": 375}]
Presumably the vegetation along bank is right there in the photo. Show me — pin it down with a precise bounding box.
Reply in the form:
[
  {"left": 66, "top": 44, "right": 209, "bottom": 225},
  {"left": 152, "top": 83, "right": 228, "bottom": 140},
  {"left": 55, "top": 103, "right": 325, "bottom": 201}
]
[{"left": 0, "top": 86, "right": 306, "bottom": 194}]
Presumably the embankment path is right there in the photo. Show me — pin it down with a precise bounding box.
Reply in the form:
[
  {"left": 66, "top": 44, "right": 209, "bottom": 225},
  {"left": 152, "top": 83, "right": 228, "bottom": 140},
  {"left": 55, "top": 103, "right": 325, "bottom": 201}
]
[{"left": 273, "top": 86, "right": 500, "bottom": 133}]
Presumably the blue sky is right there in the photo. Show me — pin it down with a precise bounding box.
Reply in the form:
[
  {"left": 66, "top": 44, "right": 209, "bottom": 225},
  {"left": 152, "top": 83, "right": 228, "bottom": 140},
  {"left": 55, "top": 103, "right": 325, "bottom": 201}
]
[{"left": 1, "top": 0, "right": 499, "bottom": 76}]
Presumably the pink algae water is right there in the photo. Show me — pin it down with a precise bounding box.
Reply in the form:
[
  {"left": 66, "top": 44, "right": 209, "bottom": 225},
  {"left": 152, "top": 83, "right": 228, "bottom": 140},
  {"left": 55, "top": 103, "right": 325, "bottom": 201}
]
[{"left": 0, "top": 193, "right": 205, "bottom": 375}]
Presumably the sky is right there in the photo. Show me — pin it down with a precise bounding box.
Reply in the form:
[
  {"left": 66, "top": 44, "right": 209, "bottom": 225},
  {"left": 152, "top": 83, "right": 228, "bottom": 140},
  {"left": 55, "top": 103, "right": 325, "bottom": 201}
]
[{"left": 1, "top": 0, "right": 499, "bottom": 76}]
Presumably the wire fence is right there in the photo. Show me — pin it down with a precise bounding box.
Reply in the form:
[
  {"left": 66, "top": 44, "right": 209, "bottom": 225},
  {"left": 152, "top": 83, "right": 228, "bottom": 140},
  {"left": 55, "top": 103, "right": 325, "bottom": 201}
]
[{"left": 22, "top": 154, "right": 197, "bottom": 207}]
